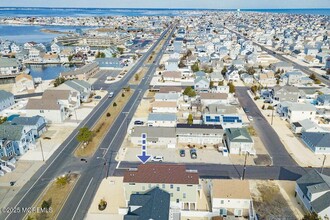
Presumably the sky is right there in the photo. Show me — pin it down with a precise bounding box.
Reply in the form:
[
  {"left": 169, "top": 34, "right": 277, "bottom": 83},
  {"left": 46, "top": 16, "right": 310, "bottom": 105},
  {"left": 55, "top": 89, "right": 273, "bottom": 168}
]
[{"left": 0, "top": 0, "right": 329, "bottom": 9}]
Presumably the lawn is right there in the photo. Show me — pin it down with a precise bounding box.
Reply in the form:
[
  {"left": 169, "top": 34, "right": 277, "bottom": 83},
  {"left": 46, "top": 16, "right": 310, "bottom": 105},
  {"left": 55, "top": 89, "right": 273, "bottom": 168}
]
[
  {"left": 74, "top": 89, "right": 133, "bottom": 157},
  {"left": 26, "top": 173, "right": 79, "bottom": 220}
]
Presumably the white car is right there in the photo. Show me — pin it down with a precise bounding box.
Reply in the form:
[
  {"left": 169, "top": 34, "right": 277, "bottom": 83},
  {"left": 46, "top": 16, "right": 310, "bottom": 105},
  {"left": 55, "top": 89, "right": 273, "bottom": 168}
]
[
  {"left": 151, "top": 156, "right": 164, "bottom": 162},
  {"left": 108, "top": 92, "right": 114, "bottom": 98},
  {"left": 248, "top": 116, "right": 253, "bottom": 121}
]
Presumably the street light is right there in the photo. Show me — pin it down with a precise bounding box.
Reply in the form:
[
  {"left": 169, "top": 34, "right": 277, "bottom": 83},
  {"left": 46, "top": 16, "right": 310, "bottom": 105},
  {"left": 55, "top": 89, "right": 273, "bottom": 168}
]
[
  {"left": 242, "top": 152, "right": 249, "bottom": 180},
  {"left": 321, "top": 155, "right": 327, "bottom": 174},
  {"left": 97, "top": 157, "right": 108, "bottom": 179}
]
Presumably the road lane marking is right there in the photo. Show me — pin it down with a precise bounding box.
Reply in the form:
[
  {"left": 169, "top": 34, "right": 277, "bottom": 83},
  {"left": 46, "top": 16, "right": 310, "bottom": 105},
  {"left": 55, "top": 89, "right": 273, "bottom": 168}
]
[{"left": 72, "top": 177, "right": 93, "bottom": 220}]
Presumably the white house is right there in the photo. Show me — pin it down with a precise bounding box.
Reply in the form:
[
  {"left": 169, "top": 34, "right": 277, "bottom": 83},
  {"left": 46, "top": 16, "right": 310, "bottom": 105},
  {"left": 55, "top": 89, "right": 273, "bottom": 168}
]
[
  {"left": 200, "top": 93, "right": 229, "bottom": 106},
  {"left": 147, "top": 113, "right": 177, "bottom": 127},
  {"left": 130, "top": 126, "right": 176, "bottom": 147},
  {"left": 224, "top": 128, "right": 255, "bottom": 155},
  {"left": 210, "top": 179, "right": 253, "bottom": 218}
]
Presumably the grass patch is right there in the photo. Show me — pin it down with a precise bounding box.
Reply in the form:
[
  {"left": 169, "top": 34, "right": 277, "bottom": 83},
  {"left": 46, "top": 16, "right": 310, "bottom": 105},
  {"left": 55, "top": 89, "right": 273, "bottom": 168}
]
[
  {"left": 26, "top": 173, "right": 79, "bottom": 220},
  {"left": 129, "top": 68, "right": 147, "bottom": 85},
  {"left": 253, "top": 181, "right": 296, "bottom": 219},
  {"left": 74, "top": 90, "right": 133, "bottom": 157}
]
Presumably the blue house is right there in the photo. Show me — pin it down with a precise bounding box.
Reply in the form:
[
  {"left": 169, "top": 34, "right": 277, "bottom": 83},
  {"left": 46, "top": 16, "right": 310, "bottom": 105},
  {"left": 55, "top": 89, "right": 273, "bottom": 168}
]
[
  {"left": 11, "top": 115, "right": 47, "bottom": 138},
  {"left": 0, "top": 123, "right": 35, "bottom": 156},
  {"left": 301, "top": 132, "right": 330, "bottom": 154}
]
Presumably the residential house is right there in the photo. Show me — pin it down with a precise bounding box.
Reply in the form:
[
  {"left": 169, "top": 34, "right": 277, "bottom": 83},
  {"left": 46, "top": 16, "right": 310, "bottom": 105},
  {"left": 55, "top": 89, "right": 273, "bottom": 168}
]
[
  {"left": 130, "top": 126, "right": 176, "bottom": 147},
  {"left": 0, "top": 139, "right": 15, "bottom": 161},
  {"left": 124, "top": 187, "right": 170, "bottom": 220},
  {"left": 200, "top": 93, "right": 229, "bottom": 106},
  {"left": 152, "top": 101, "right": 178, "bottom": 113},
  {"left": 295, "top": 170, "right": 330, "bottom": 218},
  {"left": 304, "top": 55, "right": 320, "bottom": 64},
  {"left": 50, "top": 42, "right": 63, "bottom": 54},
  {"left": 0, "top": 123, "right": 35, "bottom": 156},
  {"left": 176, "top": 124, "right": 224, "bottom": 145},
  {"left": 240, "top": 73, "right": 254, "bottom": 84},
  {"left": 165, "top": 58, "right": 179, "bottom": 71},
  {"left": 162, "top": 71, "right": 182, "bottom": 82},
  {"left": 11, "top": 116, "right": 47, "bottom": 138},
  {"left": 257, "top": 71, "right": 276, "bottom": 86},
  {"left": 203, "top": 104, "right": 243, "bottom": 128},
  {"left": 224, "top": 128, "right": 255, "bottom": 155},
  {"left": 0, "top": 58, "right": 20, "bottom": 75},
  {"left": 272, "top": 61, "right": 294, "bottom": 72},
  {"left": 25, "top": 89, "right": 79, "bottom": 123},
  {"left": 209, "top": 72, "right": 224, "bottom": 82},
  {"left": 28, "top": 46, "right": 45, "bottom": 62},
  {"left": 60, "top": 62, "right": 99, "bottom": 81},
  {"left": 194, "top": 77, "right": 210, "bottom": 92},
  {"left": 15, "top": 74, "right": 34, "bottom": 92},
  {"left": 301, "top": 132, "right": 330, "bottom": 154},
  {"left": 54, "top": 80, "right": 92, "bottom": 102},
  {"left": 154, "top": 93, "right": 180, "bottom": 103},
  {"left": 158, "top": 86, "right": 182, "bottom": 94},
  {"left": 210, "top": 179, "right": 253, "bottom": 218},
  {"left": 277, "top": 102, "right": 317, "bottom": 123},
  {"left": 225, "top": 69, "right": 240, "bottom": 81},
  {"left": 0, "top": 90, "right": 15, "bottom": 112},
  {"left": 123, "top": 164, "right": 201, "bottom": 210},
  {"left": 147, "top": 113, "right": 177, "bottom": 127},
  {"left": 292, "top": 119, "right": 326, "bottom": 134},
  {"left": 271, "top": 85, "right": 301, "bottom": 102},
  {"left": 316, "top": 94, "right": 330, "bottom": 108}
]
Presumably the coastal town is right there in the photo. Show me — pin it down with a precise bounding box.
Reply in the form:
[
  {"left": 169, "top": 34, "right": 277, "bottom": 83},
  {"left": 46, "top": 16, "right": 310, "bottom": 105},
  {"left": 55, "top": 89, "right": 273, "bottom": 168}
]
[{"left": 0, "top": 9, "right": 330, "bottom": 220}]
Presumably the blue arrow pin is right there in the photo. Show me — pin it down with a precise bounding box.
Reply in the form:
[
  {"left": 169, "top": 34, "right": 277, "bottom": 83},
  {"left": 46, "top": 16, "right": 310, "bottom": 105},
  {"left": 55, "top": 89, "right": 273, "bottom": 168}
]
[{"left": 137, "top": 133, "right": 151, "bottom": 164}]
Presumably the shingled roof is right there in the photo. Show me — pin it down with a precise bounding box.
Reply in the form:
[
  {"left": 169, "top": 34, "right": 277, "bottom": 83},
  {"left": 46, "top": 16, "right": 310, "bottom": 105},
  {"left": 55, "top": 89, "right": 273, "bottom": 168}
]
[{"left": 123, "top": 164, "right": 199, "bottom": 185}]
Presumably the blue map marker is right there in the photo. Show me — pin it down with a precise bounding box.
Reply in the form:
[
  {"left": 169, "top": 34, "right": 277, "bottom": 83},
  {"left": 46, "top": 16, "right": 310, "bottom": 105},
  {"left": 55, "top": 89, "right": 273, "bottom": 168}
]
[{"left": 137, "top": 133, "right": 151, "bottom": 164}]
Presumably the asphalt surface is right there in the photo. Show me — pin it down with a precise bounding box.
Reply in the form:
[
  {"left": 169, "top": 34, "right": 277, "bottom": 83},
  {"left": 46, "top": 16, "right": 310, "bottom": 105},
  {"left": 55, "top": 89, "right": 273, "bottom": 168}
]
[
  {"left": 1, "top": 25, "right": 175, "bottom": 220},
  {"left": 235, "top": 87, "right": 297, "bottom": 166}
]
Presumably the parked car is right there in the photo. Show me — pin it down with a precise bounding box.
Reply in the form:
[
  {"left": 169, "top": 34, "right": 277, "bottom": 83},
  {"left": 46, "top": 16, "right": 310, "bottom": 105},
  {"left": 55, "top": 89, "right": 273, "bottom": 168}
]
[
  {"left": 134, "top": 120, "right": 144, "bottom": 125},
  {"left": 151, "top": 156, "right": 164, "bottom": 162},
  {"left": 222, "top": 148, "right": 229, "bottom": 157},
  {"left": 94, "top": 95, "right": 101, "bottom": 100},
  {"left": 190, "top": 149, "right": 197, "bottom": 159},
  {"left": 108, "top": 92, "right": 114, "bottom": 98},
  {"left": 179, "top": 149, "right": 185, "bottom": 157},
  {"left": 248, "top": 116, "right": 253, "bottom": 121},
  {"left": 322, "top": 75, "right": 330, "bottom": 80},
  {"left": 243, "top": 107, "right": 249, "bottom": 113},
  {"left": 264, "top": 99, "right": 273, "bottom": 103}
]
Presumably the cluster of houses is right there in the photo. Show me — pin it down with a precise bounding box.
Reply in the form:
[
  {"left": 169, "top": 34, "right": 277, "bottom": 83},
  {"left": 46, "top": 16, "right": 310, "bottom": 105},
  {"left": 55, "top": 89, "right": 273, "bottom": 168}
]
[
  {"left": 116, "top": 164, "right": 257, "bottom": 219},
  {"left": 223, "top": 12, "right": 330, "bottom": 67},
  {"left": 112, "top": 164, "right": 330, "bottom": 219},
  {"left": 257, "top": 84, "right": 330, "bottom": 155}
]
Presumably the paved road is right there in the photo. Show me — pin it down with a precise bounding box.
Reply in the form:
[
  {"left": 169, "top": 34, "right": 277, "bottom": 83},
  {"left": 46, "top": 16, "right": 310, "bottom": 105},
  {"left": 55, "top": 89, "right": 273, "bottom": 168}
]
[
  {"left": 235, "top": 87, "right": 297, "bottom": 167},
  {"left": 1, "top": 24, "right": 175, "bottom": 220},
  {"left": 223, "top": 26, "right": 330, "bottom": 87},
  {"left": 116, "top": 161, "right": 330, "bottom": 180}
]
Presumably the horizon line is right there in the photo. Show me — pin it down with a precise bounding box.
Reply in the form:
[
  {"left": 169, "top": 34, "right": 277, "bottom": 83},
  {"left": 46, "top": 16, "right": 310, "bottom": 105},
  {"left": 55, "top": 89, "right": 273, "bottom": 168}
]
[{"left": 0, "top": 7, "right": 329, "bottom": 10}]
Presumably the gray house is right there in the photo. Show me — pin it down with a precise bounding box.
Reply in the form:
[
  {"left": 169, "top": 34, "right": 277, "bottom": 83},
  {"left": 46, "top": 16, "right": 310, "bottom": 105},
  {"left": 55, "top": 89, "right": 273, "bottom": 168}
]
[
  {"left": 317, "top": 94, "right": 330, "bottom": 107},
  {"left": 0, "top": 90, "right": 14, "bottom": 112},
  {"left": 301, "top": 132, "right": 330, "bottom": 154},
  {"left": 271, "top": 85, "right": 301, "bottom": 102},
  {"left": 124, "top": 187, "right": 170, "bottom": 220},
  {"left": 295, "top": 170, "right": 330, "bottom": 218},
  {"left": 194, "top": 77, "right": 210, "bottom": 92}
]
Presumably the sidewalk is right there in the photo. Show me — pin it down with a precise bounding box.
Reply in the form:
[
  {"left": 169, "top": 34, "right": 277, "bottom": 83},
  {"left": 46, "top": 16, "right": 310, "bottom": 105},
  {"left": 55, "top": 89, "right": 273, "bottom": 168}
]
[{"left": 252, "top": 94, "right": 330, "bottom": 167}]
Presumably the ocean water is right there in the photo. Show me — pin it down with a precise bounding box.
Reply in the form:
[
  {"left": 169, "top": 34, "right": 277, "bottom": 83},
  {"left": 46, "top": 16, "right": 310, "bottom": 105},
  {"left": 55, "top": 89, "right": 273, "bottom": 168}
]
[{"left": 0, "top": 7, "right": 329, "bottom": 18}]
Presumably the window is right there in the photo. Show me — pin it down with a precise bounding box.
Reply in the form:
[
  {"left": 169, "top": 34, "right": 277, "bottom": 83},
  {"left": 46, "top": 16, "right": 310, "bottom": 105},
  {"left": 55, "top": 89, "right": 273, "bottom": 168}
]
[
  {"left": 170, "top": 184, "right": 173, "bottom": 189},
  {"left": 177, "top": 187, "right": 180, "bottom": 191},
  {"left": 176, "top": 199, "right": 180, "bottom": 203},
  {"left": 148, "top": 184, "right": 151, "bottom": 189},
  {"left": 220, "top": 200, "right": 224, "bottom": 204},
  {"left": 183, "top": 193, "right": 186, "bottom": 198},
  {"left": 40, "top": 110, "right": 44, "bottom": 113},
  {"left": 162, "top": 184, "right": 165, "bottom": 189},
  {"left": 170, "top": 193, "right": 173, "bottom": 197}
]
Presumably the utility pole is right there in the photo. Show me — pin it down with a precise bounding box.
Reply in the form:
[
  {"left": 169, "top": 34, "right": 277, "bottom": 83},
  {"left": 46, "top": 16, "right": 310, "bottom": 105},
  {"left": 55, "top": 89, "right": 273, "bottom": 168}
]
[
  {"left": 242, "top": 152, "right": 249, "bottom": 180},
  {"left": 39, "top": 140, "right": 45, "bottom": 162},
  {"left": 321, "top": 155, "right": 327, "bottom": 174},
  {"left": 271, "top": 107, "right": 274, "bottom": 126}
]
